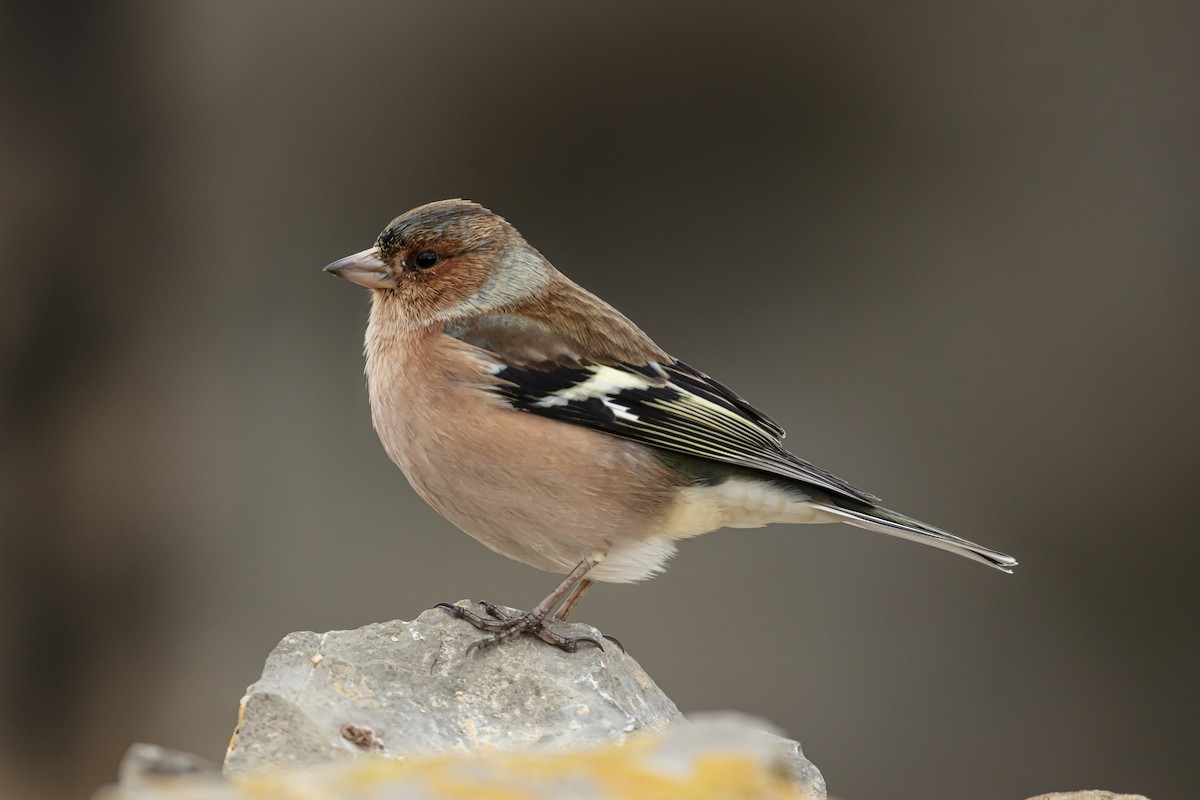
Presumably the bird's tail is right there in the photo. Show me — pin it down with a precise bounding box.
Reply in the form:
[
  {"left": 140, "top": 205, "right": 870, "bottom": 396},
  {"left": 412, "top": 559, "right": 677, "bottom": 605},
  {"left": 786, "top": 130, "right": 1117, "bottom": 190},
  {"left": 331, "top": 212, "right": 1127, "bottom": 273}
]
[{"left": 809, "top": 495, "right": 1018, "bottom": 573}]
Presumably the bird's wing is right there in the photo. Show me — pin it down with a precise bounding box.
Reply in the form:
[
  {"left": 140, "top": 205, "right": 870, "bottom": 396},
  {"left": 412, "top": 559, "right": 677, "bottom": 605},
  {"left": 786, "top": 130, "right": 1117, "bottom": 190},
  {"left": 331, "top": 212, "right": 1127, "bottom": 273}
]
[{"left": 486, "top": 355, "right": 879, "bottom": 504}]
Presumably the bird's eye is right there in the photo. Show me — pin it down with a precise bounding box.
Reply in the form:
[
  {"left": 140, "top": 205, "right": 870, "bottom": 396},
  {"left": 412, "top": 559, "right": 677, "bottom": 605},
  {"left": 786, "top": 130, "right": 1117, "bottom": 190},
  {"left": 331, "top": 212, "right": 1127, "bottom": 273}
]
[{"left": 413, "top": 250, "right": 439, "bottom": 269}]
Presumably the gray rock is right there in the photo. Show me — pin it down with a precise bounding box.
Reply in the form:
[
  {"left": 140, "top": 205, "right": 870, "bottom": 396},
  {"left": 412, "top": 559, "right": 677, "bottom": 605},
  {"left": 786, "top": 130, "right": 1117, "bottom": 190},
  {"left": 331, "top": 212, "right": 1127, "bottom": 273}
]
[
  {"left": 93, "top": 604, "right": 824, "bottom": 798},
  {"left": 118, "top": 744, "right": 222, "bottom": 785},
  {"left": 224, "top": 602, "right": 682, "bottom": 774},
  {"left": 98, "top": 713, "right": 821, "bottom": 799},
  {"left": 655, "top": 711, "right": 826, "bottom": 798}
]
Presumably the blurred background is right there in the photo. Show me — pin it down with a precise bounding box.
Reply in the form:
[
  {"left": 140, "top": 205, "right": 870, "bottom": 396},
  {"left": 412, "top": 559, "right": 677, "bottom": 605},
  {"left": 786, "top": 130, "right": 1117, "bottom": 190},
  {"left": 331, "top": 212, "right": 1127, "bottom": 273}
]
[{"left": 2, "top": 2, "right": 1198, "bottom": 799}]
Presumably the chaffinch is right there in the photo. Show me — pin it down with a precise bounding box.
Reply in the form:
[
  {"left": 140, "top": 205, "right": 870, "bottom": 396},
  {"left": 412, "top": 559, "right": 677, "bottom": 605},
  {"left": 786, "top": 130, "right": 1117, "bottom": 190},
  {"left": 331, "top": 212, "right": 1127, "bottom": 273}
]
[{"left": 325, "top": 199, "right": 1017, "bottom": 652}]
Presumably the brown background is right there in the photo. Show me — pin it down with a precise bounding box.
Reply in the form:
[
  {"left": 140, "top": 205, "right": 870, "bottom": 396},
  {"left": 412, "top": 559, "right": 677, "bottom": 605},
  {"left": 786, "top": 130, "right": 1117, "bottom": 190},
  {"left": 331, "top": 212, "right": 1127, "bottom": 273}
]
[{"left": 2, "top": 3, "right": 1198, "bottom": 799}]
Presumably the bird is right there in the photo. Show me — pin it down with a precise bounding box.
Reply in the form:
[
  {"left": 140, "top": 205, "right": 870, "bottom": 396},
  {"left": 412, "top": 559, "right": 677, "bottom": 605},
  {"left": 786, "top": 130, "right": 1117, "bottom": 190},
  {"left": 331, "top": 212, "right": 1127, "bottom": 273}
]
[{"left": 324, "top": 199, "right": 1017, "bottom": 653}]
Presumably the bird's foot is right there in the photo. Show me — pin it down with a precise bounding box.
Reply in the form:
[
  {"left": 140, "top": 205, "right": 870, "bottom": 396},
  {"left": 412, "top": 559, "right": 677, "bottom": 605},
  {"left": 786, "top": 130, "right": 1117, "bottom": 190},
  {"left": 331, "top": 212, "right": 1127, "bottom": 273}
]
[{"left": 435, "top": 601, "right": 605, "bottom": 654}]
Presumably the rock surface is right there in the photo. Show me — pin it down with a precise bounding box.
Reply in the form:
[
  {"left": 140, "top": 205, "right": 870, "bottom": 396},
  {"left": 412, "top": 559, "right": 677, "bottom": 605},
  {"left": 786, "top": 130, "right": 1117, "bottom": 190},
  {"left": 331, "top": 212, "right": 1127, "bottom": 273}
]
[
  {"left": 118, "top": 744, "right": 221, "bottom": 785},
  {"left": 91, "top": 603, "right": 824, "bottom": 797},
  {"left": 97, "top": 715, "right": 821, "bottom": 799},
  {"left": 224, "top": 603, "right": 685, "bottom": 774}
]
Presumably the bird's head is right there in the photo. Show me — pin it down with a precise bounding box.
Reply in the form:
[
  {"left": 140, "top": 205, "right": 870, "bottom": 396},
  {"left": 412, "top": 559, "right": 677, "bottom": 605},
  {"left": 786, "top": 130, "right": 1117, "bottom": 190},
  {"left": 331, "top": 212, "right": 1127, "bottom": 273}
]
[{"left": 324, "top": 199, "right": 553, "bottom": 329}]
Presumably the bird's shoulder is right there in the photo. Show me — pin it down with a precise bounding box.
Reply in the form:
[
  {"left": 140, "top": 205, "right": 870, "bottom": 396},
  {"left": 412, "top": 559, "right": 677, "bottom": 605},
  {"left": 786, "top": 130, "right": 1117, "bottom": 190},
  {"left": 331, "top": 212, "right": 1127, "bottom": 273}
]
[{"left": 447, "top": 280, "right": 667, "bottom": 367}]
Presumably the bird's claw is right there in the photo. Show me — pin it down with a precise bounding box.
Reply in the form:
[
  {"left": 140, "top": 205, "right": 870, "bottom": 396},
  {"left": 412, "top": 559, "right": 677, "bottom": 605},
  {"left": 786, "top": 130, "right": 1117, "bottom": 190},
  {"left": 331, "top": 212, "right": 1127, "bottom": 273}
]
[
  {"left": 601, "top": 633, "right": 625, "bottom": 653},
  {"left": 436, "top": 601, "right": 606, "bottom": 655},
  {"left": 531, "top": 625, "right": 604, "bottom": 653},
  {"left": 479, "top": 601, "right": 509, "bottom": 621},
  {"left": 435, "top": 601, "right": 515, "bottom": 632}
]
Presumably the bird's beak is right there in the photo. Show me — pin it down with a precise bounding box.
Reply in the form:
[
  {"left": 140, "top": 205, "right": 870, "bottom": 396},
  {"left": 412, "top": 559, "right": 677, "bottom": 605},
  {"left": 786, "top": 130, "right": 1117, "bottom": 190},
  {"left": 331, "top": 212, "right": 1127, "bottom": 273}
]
[{"left": 323, "top": 248, "right": 397, "bottom": 289}]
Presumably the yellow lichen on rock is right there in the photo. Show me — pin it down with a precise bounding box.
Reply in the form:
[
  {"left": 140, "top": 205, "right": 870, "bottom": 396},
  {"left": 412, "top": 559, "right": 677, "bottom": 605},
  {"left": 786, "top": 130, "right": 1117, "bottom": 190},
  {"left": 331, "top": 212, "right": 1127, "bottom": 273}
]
[
  {"left": 228, "top": 741, "right": 811, "bottom": 800},
  {"left": 99, "top": 726, "right": 815, "bottom": 800}
]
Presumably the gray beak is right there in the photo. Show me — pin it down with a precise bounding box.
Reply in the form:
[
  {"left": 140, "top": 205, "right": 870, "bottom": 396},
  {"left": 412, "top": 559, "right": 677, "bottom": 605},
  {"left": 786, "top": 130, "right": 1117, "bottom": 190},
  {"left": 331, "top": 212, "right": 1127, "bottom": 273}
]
[{"left": 323, "top": 248, "right": 397, "bottom": 289}]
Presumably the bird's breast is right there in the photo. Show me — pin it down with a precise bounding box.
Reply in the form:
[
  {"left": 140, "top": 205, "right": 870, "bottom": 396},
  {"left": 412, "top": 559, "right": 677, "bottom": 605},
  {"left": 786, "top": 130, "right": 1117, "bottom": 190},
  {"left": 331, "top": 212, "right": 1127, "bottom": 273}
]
[{"left": 364, "top": 329, "right": 683, "bottom": 579}]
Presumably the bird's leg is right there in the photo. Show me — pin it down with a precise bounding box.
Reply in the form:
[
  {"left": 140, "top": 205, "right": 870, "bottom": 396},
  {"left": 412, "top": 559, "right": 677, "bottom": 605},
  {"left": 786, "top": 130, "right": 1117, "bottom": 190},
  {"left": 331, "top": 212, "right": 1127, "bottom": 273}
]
[
  {"left": 436, "top": 557, "right": 604, "bottom": 654},
  {"left": 546, "top": 577, "right": 610, "bottom": 652},
  {"left": 550, "top": 577, "right": 623, "bottom": 652},
  {"left": 552, "top": 578, "right": 593, "bottom": 621}
]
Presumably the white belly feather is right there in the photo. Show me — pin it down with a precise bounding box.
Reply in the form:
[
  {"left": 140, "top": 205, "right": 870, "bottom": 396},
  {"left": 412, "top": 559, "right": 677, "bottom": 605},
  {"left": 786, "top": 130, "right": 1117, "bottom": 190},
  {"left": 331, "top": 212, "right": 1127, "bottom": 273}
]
[{"left": 592, "top": 476, "right": 838, "bottom": 583}]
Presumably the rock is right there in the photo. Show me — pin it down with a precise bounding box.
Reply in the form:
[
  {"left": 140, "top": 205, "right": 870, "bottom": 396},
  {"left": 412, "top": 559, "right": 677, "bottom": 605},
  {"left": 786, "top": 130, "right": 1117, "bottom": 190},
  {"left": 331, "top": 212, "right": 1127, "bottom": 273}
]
[
  {"left": 93, "top": 604, "right": 825, "bottom": 798},
  {"left": 96, "top": 714, "right": 821, "bottom": 799},
  {"left": 224, "top": 603, "right": 684, "bottom": 774},
  {"left": 655, "top": 711, "right": 826, "bottom": 798},
  {"left": 117, "top": 744, "right": 221, "bottom": 785},
  {"left": 1026, "top": 793, "right": 1151, "bottom": 800}
]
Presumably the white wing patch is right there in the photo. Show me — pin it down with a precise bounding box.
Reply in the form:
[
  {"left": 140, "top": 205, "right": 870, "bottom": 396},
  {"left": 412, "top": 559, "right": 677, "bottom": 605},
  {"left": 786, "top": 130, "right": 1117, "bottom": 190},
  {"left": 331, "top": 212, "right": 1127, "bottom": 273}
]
[
  {"left": 606, "top": 401, "right": 640, "bottom": 422},
  {"left": 532, "top": 365, "right": 653, "bottom": 408}
]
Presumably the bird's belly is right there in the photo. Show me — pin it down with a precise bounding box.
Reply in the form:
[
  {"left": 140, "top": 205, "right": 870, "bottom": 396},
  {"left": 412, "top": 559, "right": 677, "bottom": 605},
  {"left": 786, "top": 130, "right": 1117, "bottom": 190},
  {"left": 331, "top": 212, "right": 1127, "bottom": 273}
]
[{"left": 375, "top": 394, "right": 680, "bottom": 579}]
